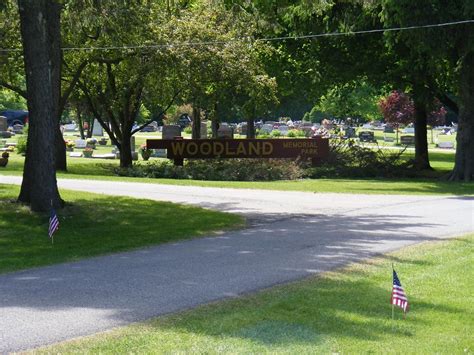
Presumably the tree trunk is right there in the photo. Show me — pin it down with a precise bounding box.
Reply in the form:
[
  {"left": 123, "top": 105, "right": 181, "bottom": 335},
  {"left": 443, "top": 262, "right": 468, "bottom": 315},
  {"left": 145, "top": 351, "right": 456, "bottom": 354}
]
[
  {"left": 413, "top": 95, "right": 431, "bottom": 170},
  {"left": 449, "top": 52, "right": 474, "bottom": 181},
  {"left": 77, "top": 108, "right": 85, "bottom": 139},
  {"left": 17, "top": 0, "right": 63, "bottom": 211},
  {"left": 54, "top": 126, "right": 67, "bottom": 171},
  {"left": 119, "top": 133, "right": 133, "bottom": 168},
  {"left": 211, "top": 103, "right": 219, "bottom": 138},
  {"left": 192, "top": 106, "right": 201, "bottom": 139},
  {"left": 246, "top": 118, "right": 255, "bottom": 139}
]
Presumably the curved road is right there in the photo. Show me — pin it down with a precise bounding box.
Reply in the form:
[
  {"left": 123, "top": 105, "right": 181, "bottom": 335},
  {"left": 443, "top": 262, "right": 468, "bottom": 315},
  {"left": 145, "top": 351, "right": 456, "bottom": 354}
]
[{"left": 0, "top": 175, "right": 473, "bottom": 353}]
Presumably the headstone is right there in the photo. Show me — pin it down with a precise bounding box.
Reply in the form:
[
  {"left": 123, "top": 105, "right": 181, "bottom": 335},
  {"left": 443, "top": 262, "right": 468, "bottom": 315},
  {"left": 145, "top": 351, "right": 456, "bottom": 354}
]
[
  {"left": 75, "top": 139, "right": 87, "bottom": 149},
  {"left": 345, "top": 127, "right": 356, "bottom": 138},
  {"left": 0, "top": 131, "right": 12, "bottom": 138},
  {"left": 217, "top": 125, "right": 233, "bottom": 139},
  {"left": 152, "top": 149, "right": 167, "bottom": 158},
  {"left": 92, "top": 153, "right": 116, "bottom": 159},
  {"left": 201, "top": 122, "right": 208, "bottom": 139},
  {"left": 438, "top": 141, "right": 454, "bottom": 149},
  {"left": 130, "top": 136, "right": 136, "bottom": 152},
  {"left": 69, "top": 152, "right": 82, "bottom": 158},
  {"left": 239, "top": 123, "right": 248, "bottom": 135},
  {"left": 403, "top": 127, "right": 415, "bottom": 134},
  {"left": 384, "top": 126, "right": 395, "bottom": 133},
  {"left": 384, "top": 136, "right": 395, "bottom": 142},
  {"left": 0, "top": 116, "right": 7, "bottom": 132},
  {"left": 278, "top": 125, "right": 289, "bottom": 135},
  {"left": 162, "top": 125, "right": 181, "bottom": 139},
  {"left": 400, "top": 135, "right": 415, "bottom": 145},
  {"left": 92, "top": 119, "right": 103, "bottom": 136},
  {"left": 260, "top": 124, "right": 273, "bottom": 135},
  {"left": 359, "top": 131, "right": 375, "bottom": 142}
]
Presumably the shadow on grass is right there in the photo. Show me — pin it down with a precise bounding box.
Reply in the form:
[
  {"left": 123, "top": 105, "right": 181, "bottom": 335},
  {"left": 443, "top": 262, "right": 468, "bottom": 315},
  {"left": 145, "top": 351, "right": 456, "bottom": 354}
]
[{"left": 0, "top": 190, "right": 241, "bottom": 273}]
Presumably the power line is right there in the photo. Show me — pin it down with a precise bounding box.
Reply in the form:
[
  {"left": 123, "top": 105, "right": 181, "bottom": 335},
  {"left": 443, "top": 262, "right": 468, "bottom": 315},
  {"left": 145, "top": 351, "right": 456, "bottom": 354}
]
[{"left": 0, "top": 19, "right": 472, "bottom": 53}]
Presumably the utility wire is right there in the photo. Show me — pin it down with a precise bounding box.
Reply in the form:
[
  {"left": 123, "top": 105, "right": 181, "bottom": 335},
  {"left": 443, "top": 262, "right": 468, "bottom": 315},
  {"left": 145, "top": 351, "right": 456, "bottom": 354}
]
[{"left": 0, "top": 19, "right": 472, "bottom": 53}]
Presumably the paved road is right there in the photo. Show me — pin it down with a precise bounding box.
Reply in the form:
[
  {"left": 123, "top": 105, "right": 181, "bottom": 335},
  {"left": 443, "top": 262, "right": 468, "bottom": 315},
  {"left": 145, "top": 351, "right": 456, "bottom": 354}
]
[{"left": 0, "top": 175, "right": 473, "bottom": 353}]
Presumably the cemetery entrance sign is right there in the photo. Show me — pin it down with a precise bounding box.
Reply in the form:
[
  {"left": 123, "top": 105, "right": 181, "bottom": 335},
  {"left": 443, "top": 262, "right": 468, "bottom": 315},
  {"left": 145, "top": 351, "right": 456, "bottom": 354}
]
[{"left": 147, "top": 137, "right": 329, "bottom": 165}]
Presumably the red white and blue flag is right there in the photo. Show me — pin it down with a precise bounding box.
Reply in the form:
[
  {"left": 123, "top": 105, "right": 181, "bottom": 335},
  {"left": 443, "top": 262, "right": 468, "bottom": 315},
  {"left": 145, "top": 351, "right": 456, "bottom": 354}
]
[
  {"left": 49, "top": 208, "right": 59, "bottom": 239},
  {"left": 391, "top": 269, "right": 409, "bottom": 313}
]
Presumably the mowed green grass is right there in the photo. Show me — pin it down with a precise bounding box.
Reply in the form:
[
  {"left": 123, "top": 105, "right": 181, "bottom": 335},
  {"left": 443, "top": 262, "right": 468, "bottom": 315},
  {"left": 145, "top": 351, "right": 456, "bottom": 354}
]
[
  {"left": 36, "top": 234, "right": 474, "bottom": 354},
  {"left": 2, "top": 153, "right": 472, "bottom": 195},
  {"left": 0, "top": 184, "right": 243, "bottom": 274}
]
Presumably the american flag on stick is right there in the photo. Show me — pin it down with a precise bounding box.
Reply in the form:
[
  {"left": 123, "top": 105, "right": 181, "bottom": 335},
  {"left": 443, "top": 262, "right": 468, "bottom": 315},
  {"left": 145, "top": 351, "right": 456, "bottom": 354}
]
[
  {"left": 391, "top": 269, "right": 409, "bottom": 313},
  {"left": 49, "top": 208, "right": 59, "bottom": 240}
]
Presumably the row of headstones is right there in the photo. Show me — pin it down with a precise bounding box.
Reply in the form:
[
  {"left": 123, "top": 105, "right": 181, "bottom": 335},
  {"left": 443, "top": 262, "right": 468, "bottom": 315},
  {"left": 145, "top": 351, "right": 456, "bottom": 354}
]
[{"left": 162, "top": 123, "right": 233, "bottom": 139}]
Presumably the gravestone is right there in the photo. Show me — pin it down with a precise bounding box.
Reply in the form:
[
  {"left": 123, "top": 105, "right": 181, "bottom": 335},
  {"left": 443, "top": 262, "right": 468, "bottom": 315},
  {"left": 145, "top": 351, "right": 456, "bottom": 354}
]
[
  {"left": 278, "top": 125, "right": 289, "bottom": 136},
  {"left": 358, "top": 131, "right": 376, "bottom": 142},
  {"left": 75, "top": 139, "right": 87, "bottom": 149},
  {"left": 162, "top": 125, "right": 181, "bottom": 139},
  {"left": 345, "top": 127, "right": 356, "bottom": 138},
  {"left": 217, "top": 125, "right": 233, "bottom": 139},
  {"left": 384, "top": 136, "right": 395, "bottom": 142},
  {"left": 130, "top": 136, "right": 136, "bottom": 152},
  {"left": 92, "top": 119, "right": 103, "bottom": 136},
  {"left": 384, "top": 126, "right": 395, "bottom": 133},
  {"left": 151, "top": 149, "right": 167, "bottom": 158},
  {"left": 400, "top": 135, "right": 415, "bottom": 145},
  {"left": 260, "top": 124, "right": 273, "bottom": 135},
  {"left": 0, "top": 116, "right": 8, "bottom": 131},
  {"left": 438, "top": 141, "right": 454, "bottom": 149},
  {"left": 12, "top": 124, "right": 24, "bottom": 134}
]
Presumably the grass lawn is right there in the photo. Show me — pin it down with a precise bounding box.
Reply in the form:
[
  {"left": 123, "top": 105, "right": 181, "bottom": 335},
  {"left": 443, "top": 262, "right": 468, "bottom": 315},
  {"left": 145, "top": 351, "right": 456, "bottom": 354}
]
[
  {"left": 0, "top": 184, "right": 243, "bottom": 274},
  {"left": 35, "top": 234, "right": 474, "bottom": 354}
]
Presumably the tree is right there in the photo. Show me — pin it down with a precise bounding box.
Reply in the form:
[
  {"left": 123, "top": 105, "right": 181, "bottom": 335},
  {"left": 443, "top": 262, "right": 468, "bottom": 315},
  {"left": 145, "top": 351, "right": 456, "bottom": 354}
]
[
  {"left": 382, "top": 0, "right": 474, "bottom": 180},
  {"left": 17, "top": 0, "right": 62, "bottom": 211}
]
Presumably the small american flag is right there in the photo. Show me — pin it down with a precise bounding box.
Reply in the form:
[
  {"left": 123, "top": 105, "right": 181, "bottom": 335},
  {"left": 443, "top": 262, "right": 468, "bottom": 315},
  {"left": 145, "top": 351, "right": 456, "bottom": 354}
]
[
  {"left": 49, "top": 208, "right": 59, "bottom": 239},
  {"left": 391, "top": 269, "right": 409, "bottom": 313}
]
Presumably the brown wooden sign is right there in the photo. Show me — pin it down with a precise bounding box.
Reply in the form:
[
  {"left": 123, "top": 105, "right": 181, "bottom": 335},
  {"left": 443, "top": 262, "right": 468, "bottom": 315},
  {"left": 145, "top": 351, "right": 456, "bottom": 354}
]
[{"left": 147, "top": 138, "right": 329, "bottom": 165}]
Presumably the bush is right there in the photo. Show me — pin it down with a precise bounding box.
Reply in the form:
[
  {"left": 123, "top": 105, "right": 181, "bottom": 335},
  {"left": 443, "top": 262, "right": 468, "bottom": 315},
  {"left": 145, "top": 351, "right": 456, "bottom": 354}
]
[
  {"left": 116, "top": 158, "right": 305, "bottom": 181},
  {"left": 270, "top": 129, "right": 281, "bottom": 137},
  {"left": 16, "top": 136, "right": 27, "bottom": 155},
  {"left": 183, "top": 126, "right": 192, "bottom": 134},
  {"left": 306, "top": 140, "right": 412, "bottom": 178}
]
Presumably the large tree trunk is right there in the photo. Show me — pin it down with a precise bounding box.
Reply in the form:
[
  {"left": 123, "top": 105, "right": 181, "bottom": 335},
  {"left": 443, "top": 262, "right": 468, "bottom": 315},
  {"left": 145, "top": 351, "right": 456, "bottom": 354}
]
[
  {"left": 17, "top": 0, "right": 63, "bottom": 211},
  {"left": 412, "top": 96, "right": 431, "bottom": 170},
  {"left": 192, "top": 106, "right": 201, "bottom": 139},
  {"left": 449, "top": 53, "right": 474, "bottom": 181},
  {"left": 54, "top": 126, "right": 67, "bottom": 171},
  {"left": 119, "top": 133, "right": 133, "bottom": 168}
]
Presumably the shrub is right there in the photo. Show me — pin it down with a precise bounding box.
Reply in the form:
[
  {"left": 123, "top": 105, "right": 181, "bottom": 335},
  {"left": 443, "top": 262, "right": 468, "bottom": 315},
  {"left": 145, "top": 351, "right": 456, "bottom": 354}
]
[
  {"left": 183, "top": 126, "right": 192, "bottom": 134},
  {"left": 16, "top": 136, "right": 27, "bottom": 155},
  {"left": 306, "top": 140, "right": 412, "bottom": 178},
  {"left": 270, "top": 129, "right": 281, "bottom": 137},
  {"left": 115, "top": 158, "right": 305, "bottom": 181}
]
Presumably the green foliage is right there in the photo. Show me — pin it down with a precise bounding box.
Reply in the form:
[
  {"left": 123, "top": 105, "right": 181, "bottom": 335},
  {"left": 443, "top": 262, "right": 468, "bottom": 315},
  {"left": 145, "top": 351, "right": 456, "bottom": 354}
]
[
  {"left": 270, "top": 129, "right": 281, "bottom": 137},
  {"left": 309, "top": 81, "right": 384, "bottom": 122},
  {"left": 0, "top": 89, "right": 26, "bottom": 111},
  {"left": 183, "top": 126, "right": 192, "bottom": 134},
  {"left": 116, "top": 159, "right": 305, "bottom": 181},
  {"left": 307, "top": 140, "right": 412, "bottom": 178}
]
